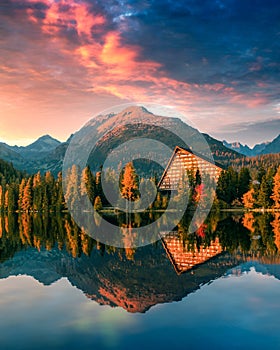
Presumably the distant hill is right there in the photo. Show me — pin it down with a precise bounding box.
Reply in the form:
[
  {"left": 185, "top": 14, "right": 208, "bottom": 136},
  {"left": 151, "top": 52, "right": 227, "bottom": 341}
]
[
  {"left": 0, "top": 106, "right": 243, "bottom": 175},
  {"left": 223, "top": 140, "right": 254, "bottom": 156},
  {"left": 223, "top": 134, "right": 280, "bottom": 156},
  {"left": 0, "top": 158, "right": 24, "bottom": 184},
  {"left": 6, "top": 134, "right": 61, "bottom": 160},
  {"left": 0, "top": 143, "right": 26, "bottom": 170},
  {"left": 260, "top": 134, "right": 280, "bottom": 155},
  {"left": 0, "top": 135, "right": 63, "bottom": 175}
]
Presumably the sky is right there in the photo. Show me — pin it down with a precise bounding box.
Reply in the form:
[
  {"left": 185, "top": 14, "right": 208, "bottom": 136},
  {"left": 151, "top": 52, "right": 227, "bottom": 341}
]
[{"left": 0, "top": 0, "right": 279, "bottom": 147}]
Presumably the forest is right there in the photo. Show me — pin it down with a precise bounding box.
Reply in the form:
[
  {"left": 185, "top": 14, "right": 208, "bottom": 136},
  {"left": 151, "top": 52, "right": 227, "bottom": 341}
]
[{"left": 0, "top": 157, "right": 279, "bottom": 212}]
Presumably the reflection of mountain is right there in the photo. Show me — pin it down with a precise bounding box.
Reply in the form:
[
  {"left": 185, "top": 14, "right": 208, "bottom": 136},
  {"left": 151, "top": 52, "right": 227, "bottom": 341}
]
[
  {"left": 161, "top": 233, "right": 223, "bottom": 274},
  {"left": 0, "top": 212, "right": 280, "bottom": 314},
  {"left": 0, "top": 243, "right": 240, "bottom": 313},
  {"left": 227, "top": 261, "right": 280, "bottom": 280}
]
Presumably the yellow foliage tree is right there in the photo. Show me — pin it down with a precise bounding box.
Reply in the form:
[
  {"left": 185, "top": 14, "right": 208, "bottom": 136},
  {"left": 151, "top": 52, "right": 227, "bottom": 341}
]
[
  {"left": 271, "top": 166, "right": 280, "bottom": 209},
  {"left": 242, "top": 188, "right": 255, "bottom": 209},
  {"left": 121, "top": 162, "right": 139, "bottom": 201}
]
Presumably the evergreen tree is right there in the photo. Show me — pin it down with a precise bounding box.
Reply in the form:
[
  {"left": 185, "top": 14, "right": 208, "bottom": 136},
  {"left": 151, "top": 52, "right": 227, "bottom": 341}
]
[
  {"left": 55, "top": 172, "right": 66, "bottom": 212},
  {"left": 32, "top": 172, "right": 42, "bottom": 211},
  {"left": 257, "top": 169, "right": 274, "bottom": 208},
  {"left": 80, "top": 166, "right": 96, "bottom": 204},
  {"left": 238, "top": 167, "right": 251, "bottom": 199},
  {"left": 216, "top": 167, "right": 238, "bottom": 204}
]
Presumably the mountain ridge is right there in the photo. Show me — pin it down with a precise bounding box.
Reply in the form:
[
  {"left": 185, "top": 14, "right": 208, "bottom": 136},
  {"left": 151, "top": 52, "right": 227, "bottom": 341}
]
[
  {"left": 223, "top": 134, "right": 280, "bottom": 156},
  {"left": 2, "top": 106, "right": 278, "bottom": 175}
]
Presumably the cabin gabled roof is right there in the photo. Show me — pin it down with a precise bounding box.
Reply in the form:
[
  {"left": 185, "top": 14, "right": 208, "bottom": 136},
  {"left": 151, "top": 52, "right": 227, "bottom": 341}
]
[{"left": 157, "top": 145, "right": 224, "bottom": 189}]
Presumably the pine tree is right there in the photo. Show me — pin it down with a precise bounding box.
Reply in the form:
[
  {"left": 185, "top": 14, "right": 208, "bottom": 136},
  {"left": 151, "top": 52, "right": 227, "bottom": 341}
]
[
  {"left": 55, "top": 172, "right": 65, "bottom": 212},
  {"left": 271, "top": 166, "right": 280, "bottom": 209},
  {"left": 32, "top": 172, "right": 42, "bottom": 211},
  {"left": 216, "top": 167, "right": 238, "bottom": 205},
  {"left": 5, "top": 184, "right": 18, "bottom": 212},
  {"left": 80, "top": 166, "right": 95, "bottom": 204},
  {"left": 257, "top": 169, "right": 274, "bottom": 208},
  {"left": 238, "top": 167, "right": 251, "bottom": 199}
]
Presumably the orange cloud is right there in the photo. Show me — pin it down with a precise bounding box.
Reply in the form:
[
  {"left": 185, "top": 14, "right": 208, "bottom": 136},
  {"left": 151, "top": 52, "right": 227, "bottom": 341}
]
[{"left": 2, "top": 0, "right": 275, "bottom": 144}]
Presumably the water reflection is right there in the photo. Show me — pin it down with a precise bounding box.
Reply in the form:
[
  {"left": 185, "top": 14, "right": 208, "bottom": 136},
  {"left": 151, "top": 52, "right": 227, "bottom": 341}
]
[{"left": 0, "top": 211, "right": 279, "bottom": 313}]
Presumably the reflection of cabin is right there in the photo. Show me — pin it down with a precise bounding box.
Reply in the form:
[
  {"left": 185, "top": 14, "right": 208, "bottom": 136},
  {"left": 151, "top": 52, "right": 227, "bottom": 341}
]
[
  {"left": 158, "top": 146, "right": 223, "bottom": 191},
  {"left": 160, "top": 232, "right": 223, "bottom": 274}
]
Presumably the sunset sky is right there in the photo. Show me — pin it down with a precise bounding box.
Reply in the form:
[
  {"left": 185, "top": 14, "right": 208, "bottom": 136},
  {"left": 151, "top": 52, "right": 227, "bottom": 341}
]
[{"left": 1, "top": 0, "right": 279, "bottom": 147}]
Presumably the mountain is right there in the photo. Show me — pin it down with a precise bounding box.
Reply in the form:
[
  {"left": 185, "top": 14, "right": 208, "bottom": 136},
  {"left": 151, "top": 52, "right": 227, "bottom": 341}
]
[
  {"left": 260, "top": 134, "right": 280, "bottom": 155},
  {"left": 0, "top": 143, "right": 26, "bottom": 171},
  {"left": 223, "top": 134, "right": 280, "bottom": 157},
  {"left": 0, "top": 135, "right": 63, "bottom": 175},
  {"left": 75, "top": 106, "right": 243, "bottom": 173},
  {"left": 223, "top": 140, "right": 255, "bottom": 156},
  {"left": 8, "top": 134, "right": 61, "bottom": 160},
  {"left": 0, "top": 106, "right": 243, "bottom": 175}
]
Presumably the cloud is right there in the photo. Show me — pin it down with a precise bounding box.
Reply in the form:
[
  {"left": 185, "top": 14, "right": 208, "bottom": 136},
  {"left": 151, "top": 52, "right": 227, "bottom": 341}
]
[
  {"left": 211, "top": 118, "right": 280, "bottom": 146},
  {"left": 0, "top": 0, "right": 279, "bottom": 144}
]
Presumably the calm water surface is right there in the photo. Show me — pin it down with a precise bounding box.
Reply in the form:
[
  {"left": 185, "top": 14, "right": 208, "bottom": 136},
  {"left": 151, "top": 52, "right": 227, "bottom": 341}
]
[{"left": 0, "top": 212, "right": 280, "bottom": 350}]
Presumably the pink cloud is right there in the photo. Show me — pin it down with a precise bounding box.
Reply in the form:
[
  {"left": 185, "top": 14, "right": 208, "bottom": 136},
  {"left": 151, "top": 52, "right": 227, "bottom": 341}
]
[{"left": 1, "top": 0, "right": 275, "bottom": 144}]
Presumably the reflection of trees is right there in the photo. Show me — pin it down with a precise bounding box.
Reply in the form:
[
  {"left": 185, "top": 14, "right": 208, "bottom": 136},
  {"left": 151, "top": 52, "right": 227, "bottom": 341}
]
[
  {"left": 0, "top": 211, "right": 279, "bottom": 264},
  {"left": 271, "top": 213, "right": 280, "bottom": 251}
]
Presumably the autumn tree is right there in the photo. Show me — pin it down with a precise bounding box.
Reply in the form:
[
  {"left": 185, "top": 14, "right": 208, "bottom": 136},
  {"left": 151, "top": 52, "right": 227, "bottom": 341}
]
[
  {"left": 271, "top": 166, "right": 280, "bottom": 209},
  {"left": 94, "top": 196, "right": 103, "bottom": 211},
  {"left": 242, "top": 188, "right": 255, "bottom": 209},
  {"left": 121, "top": 162, "right": 139, "bottom": 201},
  {"left": 21, "top": 178, "right": 33, "bottom": 212},
  {"left": 64, "top": 165, "right": 80, "bottom": 211}
]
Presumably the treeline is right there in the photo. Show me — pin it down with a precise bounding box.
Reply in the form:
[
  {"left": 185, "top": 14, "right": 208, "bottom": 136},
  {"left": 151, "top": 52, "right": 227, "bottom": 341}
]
[
  {"left": 0, "top": 157, "right": 279, "bottom": 211},
  {"left": 0, "top": 171, "right": 65, "bottom": 212},
  {"left": 230, "top": 153, "right": 280, "bottom": 173},
  {"left": 216, "top": 165, "right": 280, "bottom": 209}
]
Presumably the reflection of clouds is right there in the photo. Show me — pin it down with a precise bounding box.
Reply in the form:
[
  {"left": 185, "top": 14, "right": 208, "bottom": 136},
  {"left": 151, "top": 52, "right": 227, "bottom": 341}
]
[{"left": 0, "top": 275, "right": 133, "bottom": 348}]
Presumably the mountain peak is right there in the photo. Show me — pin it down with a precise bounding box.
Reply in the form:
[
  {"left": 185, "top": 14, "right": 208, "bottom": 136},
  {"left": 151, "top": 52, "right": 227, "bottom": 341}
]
[
  {"left": 33, "top": 134, "right": 60, "bottom": 144},
  {"left": 120, "top": 105, "right": 152, "bottom": 115}
]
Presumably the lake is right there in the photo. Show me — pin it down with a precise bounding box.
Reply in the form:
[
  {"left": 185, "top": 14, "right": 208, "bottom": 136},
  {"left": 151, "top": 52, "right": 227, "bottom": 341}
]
[{"left": 0, "top": 211, "right": 280, "bottom": 349}]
